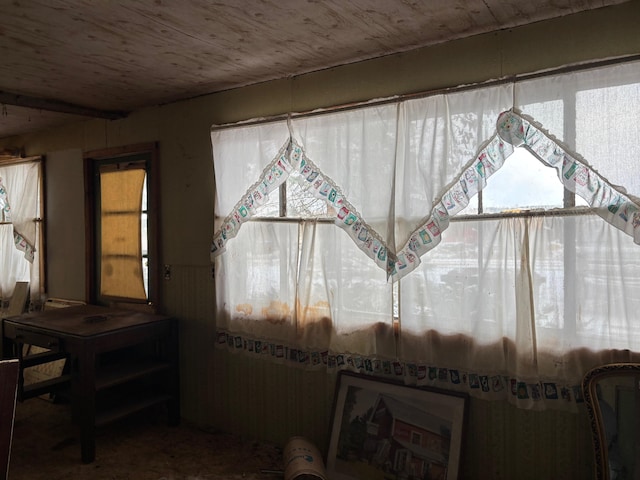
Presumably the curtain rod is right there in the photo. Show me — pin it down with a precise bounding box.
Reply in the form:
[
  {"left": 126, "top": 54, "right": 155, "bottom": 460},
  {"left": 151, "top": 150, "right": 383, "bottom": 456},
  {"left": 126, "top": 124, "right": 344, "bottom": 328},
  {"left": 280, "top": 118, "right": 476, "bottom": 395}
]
[
  {"left": 245, "top": 206, "right": 597, "bottom": 224},
  {"left": 211, "top": 53, "right": 640, "bottom": 132}
]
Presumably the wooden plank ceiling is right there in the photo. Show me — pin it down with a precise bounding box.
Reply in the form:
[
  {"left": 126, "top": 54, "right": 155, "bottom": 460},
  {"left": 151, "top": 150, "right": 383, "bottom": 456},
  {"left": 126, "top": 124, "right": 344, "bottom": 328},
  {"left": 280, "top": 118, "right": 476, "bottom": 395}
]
[{"left": 0, "top": 0, "right": 629, "bottom": 139}]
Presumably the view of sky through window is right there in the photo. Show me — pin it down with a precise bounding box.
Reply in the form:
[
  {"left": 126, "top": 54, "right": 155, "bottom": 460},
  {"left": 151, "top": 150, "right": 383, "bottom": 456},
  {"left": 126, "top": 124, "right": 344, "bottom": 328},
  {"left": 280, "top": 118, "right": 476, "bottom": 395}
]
[{"left": 482, "top": 147, "right": 565, "bottom": 213}]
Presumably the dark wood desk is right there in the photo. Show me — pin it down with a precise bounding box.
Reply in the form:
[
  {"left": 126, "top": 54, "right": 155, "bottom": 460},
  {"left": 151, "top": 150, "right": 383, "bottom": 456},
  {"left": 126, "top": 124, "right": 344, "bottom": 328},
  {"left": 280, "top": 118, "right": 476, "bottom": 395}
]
[{"left": 2, "top": 305, "right": 179, "bottom": 463}]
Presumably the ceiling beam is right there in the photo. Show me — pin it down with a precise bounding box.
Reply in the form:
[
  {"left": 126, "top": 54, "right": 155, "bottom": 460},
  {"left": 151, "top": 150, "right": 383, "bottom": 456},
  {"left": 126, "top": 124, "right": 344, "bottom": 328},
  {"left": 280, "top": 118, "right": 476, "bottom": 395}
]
[{"left": 0, "top": 91, "right": 128, "bottom": 120}]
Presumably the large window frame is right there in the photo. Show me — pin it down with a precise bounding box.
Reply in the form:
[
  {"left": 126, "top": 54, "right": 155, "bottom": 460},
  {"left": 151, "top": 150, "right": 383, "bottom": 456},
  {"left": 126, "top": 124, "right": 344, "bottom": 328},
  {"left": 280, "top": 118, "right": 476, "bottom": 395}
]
[
  {"left": 83, "top": 143, "right": 160, "bottom": 308},
  {"left": 247, "top": 75, "right": 628, "bottom": 338},
  {"left": 211, "top": 58, "right": 640, "bottom": 410}
]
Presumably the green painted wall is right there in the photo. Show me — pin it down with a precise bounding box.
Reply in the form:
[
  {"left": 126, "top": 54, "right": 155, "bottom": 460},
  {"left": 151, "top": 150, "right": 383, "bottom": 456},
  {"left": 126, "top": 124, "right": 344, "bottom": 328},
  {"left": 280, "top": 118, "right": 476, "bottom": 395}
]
[{"left": 2, "top": 2, "right": 639, "bottom": 477}]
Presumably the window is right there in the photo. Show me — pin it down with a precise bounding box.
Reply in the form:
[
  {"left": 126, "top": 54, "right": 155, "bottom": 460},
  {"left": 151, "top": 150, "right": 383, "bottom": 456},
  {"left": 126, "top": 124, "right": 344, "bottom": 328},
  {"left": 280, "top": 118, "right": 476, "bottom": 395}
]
[
  {"left": 394, "top": 449, "right": 409, "bottom": 473},
  {"left": 84, "top": 144, "right": 159, "bottom": 308},
  {"left": 250, "top": 146, "right": 580, "bottom": 326},
  {"left": 0, "top": 157, "right": 44, "bottom": 308},
  {"left": 211, "top": 59, "right": 640, "bottom": 410}
]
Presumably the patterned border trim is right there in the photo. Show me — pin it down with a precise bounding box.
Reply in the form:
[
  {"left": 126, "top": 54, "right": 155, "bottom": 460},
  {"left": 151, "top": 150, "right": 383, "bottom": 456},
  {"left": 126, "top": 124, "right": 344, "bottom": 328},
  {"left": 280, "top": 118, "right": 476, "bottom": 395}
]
[
  {"left": 210, "top": 134, "right": 513, "bottom": 280},
  {"left": 211, "top": 140, "right": 293, "bottom": 258},
  {"left": 210, "top": 138, "right": 397, "bottom": 273},
  {"left": 211, "top": 110, "right": 640, "bottom": 277},
  {"left": 288, "top": 141, "right": 392, "bottom": 275},
  {"left": 215, "top": 328, "right": 585, "bottom": 411},
  {"left": 390, "top": 134, "right": 511, "bottom": 280},
  {"left": 14, "top": 231, "right": 35, "bottom": 263},
  {"left": 497, "top": 109, "right": 640, "bottom": 245}
]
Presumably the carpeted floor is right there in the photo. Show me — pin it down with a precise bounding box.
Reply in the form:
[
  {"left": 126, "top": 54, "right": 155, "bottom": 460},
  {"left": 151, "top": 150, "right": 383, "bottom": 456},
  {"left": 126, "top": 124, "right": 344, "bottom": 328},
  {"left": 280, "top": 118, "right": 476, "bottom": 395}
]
[{"left": 9, "top": 398, "right": 284, "bottom": 480}]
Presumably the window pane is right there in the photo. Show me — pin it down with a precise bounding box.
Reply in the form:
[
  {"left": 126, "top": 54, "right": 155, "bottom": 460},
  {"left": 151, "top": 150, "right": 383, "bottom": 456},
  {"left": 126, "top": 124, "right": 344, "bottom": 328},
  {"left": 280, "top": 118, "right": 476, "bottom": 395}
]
[
  {"left": 286, "top": 173, "right": 334, "bottom": 218},
  {"left": 254, "top": 174, "right": 337, "bottom": 219},
  {"left": 576, "top": 82, "right": 640, "bottom": 196},
  {"left": 574, "top": 216, "right": 640, "bottom": 350},
  {"left": 99, "top": 168, "right": 146, "bottom": 300},
  {"left": 253, "top": 190, "right": 280, "bottom": 217},
  {"left": 483, "top": 147, "right": 564, "bottom": 213},
  {"left": 456, "top": 195, "right": 478, "bottom": 215},
  {"left": 530, "top": 216, "right": 565, "bottom": 332}
]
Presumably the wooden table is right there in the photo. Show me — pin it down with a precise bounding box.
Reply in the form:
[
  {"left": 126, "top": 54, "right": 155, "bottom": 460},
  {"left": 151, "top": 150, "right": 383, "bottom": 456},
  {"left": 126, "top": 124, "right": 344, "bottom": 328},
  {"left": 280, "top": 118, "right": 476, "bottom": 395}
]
[{"left": 2, "top": 304, "right": 179, "bottom": 463}]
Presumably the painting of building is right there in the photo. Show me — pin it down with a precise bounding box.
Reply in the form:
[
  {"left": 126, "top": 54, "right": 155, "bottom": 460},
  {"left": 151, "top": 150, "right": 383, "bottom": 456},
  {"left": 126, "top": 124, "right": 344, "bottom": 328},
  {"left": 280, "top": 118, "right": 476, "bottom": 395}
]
[
  {"left": 335, "top": 385, "right": 455, "bottom": 480},
  {"left": 365, "top": 394, "right": 451, "bottom": 480}
]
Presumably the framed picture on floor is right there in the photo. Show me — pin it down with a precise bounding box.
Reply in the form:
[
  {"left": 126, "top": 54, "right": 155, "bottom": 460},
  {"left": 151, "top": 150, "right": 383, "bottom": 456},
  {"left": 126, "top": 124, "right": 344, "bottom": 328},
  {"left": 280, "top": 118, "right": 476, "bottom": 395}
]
[{"left": 327, "top": 371, "right": 467, "bottom": 480}]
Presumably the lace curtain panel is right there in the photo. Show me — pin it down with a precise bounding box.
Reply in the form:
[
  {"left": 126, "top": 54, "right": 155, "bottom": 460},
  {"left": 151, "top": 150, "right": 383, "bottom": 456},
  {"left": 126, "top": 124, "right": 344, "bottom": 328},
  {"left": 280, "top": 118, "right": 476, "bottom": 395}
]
[
  {"left": 210, "top": 60, "right": 640, "bottom": 410},
  {"left": 0, "top": 160, "right": 41, "bottom": 300}
]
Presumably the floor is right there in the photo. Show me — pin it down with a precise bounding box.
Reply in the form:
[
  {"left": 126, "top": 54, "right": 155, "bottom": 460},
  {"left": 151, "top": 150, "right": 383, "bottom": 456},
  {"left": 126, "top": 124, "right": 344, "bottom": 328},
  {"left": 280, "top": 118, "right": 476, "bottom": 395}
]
[{"left": 9, "top": 397, "right": 284, "bottom": 480}]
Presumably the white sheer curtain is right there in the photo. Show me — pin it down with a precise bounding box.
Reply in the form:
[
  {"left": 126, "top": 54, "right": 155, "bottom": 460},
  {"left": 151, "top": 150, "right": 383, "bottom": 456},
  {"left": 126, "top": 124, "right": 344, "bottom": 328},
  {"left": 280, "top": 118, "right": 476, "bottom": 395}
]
[
  {"left": 211, "top": 60, "right": 640, "bottom": 409},
  {"left": 213, "top": 84, "right": 511, "bottom": 348},
  {"left": 288, "top": 85, "right": 513, "bottom": 277},
  {"left": 0, "top": 160, "right": 41, "bottom": 301},
  {"left": 215, "top": 220, "right": 396, "bottom": 360},
  {"left": 399, "top": 214, "right": 640, "bottom": 408}
]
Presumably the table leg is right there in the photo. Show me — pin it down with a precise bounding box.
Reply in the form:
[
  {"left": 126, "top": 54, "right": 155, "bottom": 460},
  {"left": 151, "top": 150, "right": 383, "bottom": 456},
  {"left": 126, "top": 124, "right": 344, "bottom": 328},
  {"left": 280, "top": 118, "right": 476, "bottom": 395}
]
[
  {"left": 75, "top": 348, "right": 96, "bottom": 463},
  {"left": 167, "top": 319, "right": 180, "bottom": 426},
  {"left": 15, "top": 340, "right": 25, "bottom": 402}
]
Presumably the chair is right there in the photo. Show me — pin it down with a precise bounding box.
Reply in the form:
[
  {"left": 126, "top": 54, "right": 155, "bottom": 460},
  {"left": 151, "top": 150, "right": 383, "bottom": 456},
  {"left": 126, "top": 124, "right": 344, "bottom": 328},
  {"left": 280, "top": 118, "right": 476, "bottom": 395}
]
[
  {"left": 582, "top": 363, "right": 640, "bottom": 480},
  {"left": 0, "top": 360, "right": 19, "bottom": 480}
]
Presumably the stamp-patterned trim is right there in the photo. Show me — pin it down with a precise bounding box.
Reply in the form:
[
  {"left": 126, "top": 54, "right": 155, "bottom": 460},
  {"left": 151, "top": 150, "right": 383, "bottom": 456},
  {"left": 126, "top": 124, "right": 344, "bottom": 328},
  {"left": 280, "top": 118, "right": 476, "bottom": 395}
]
[
  {"left": 215, "top": 327, "right": 589, "bottom": 412},
  {"left": 212, "top": 110, "right": 640, "bottom": 279},
  {"left": 497, "top": 109, "right": 640, "bottom": 246}
]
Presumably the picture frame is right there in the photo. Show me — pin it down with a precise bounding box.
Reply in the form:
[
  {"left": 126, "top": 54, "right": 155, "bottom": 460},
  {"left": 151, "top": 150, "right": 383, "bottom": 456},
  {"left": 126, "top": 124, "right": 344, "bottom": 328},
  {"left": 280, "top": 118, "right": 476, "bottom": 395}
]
[{"left": 327, "top": 371, "right": 467, "bottom": 480}]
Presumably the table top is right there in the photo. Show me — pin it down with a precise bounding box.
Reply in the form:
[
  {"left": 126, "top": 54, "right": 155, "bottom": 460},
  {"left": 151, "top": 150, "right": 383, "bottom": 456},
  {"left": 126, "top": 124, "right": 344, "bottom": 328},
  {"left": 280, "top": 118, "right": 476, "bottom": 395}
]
[{"left": 2, "top": 304, "right": 171, "bottom": 337}]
